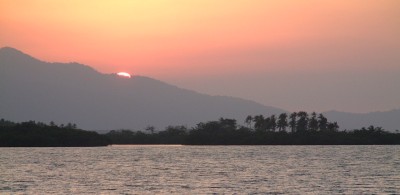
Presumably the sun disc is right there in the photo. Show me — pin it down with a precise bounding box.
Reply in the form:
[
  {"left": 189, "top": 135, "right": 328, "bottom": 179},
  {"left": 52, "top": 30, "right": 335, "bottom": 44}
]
[{"left": 117, "top": 72, "right": 131, "bottom": 78}]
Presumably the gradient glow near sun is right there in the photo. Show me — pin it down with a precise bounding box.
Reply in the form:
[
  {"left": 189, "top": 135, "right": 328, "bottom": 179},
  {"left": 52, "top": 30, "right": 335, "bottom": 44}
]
[{"left": 117, "top": 72, "right": 131, "bottom": 78}]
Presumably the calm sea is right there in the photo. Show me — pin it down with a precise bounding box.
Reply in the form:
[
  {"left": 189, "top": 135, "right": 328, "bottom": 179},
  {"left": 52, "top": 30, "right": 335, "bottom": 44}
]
[{"left": 1, "top": 145, "right": 399, "bottom": 194}]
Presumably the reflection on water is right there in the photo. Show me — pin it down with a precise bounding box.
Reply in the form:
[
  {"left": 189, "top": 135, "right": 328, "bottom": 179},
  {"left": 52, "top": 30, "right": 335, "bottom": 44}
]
[{"left": 1, "top": 145, "right": 399, "bottom": 194}]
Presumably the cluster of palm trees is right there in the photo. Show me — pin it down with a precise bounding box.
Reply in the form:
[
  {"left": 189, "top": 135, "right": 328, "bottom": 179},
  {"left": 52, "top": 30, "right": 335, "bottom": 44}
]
[{"left": 245, "top": 112, "right": 339, "bottom": 133}]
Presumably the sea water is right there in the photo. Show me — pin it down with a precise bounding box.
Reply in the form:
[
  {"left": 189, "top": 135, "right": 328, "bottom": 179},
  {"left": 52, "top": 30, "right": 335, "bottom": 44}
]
[{"left": 1, "top": 145, "right": 399, "bottom": 194}]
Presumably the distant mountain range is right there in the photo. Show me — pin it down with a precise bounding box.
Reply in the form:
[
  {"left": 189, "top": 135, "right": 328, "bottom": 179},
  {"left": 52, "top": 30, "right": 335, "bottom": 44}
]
[
  {"left": 0, "top": 47, "right": 284, "bottom": 130},
  {"left": 323, "top": 110, "right": 400, "bottom": 132},
  {"left": 1, "top": 47, "right": 399, "bottom": 131}
]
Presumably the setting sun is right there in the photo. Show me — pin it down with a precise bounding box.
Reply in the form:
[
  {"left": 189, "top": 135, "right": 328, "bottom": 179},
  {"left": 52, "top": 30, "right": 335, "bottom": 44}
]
[
  {"left": 0, "top": 0, "right": 399, "bottom": 112},
  {"left": 117, "top": 72, "right": 131, "bottom": 78},
  {"left": 0, "top": 1, "right": 400, "bottom": 193}
]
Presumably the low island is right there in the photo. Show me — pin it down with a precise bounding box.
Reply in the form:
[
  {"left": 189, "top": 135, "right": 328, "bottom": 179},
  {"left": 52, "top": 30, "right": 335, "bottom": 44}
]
[
  {"left": 1, "top": 112, "right": 399, "bottom": 147},
  {"left": 0, "top": 119, "right": 110, "bottom": 147}
]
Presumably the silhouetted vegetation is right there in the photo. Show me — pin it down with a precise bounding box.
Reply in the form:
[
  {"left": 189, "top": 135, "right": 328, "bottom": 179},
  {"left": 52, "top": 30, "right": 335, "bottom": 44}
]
[
  {"left": 107, "top": 125, "right": 188, "bottom": 144},
  {"left": 106, "top": 112, "right": 400, "bottom": 145},
  {"left": 0, "top": 119, "right": 110, "bottom": 147},
  {"left": 2, "top": 112, "right": 400, "bottom": 146}
]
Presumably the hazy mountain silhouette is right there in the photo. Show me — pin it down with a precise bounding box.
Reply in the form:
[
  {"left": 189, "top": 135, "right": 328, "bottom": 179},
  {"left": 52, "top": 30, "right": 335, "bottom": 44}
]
[
  {"left": 324, "top": 109, "right": 400, "bottom": 132},
  {"left": 0, "top": 47, "right": 285, "bottom": 130},
  {"left": 1, "top": 47, "right": 399, "bottom": 132}
]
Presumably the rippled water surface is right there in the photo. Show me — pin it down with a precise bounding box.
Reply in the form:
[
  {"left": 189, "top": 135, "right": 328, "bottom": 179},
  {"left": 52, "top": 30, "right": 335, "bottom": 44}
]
[{"left": 1, "top": 145, "right": 399, "bottom": 194}]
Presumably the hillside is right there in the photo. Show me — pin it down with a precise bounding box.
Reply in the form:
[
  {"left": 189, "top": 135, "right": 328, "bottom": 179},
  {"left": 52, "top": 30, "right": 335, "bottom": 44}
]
[{"left": 0, "top": 47, "right": 284, "bottom": 130}]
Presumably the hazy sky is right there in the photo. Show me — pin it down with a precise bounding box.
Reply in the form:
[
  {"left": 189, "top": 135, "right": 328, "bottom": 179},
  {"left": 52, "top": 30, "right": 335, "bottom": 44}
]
[{"left": 1, "top": 0, "right": 399, "bottom": 113}]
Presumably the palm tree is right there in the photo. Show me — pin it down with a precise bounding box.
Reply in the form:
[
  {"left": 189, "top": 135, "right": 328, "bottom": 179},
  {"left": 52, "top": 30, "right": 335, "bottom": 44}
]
[
  {"left": 333, "top": 122, "right": 339, "bottom": 131},
  {"left": 327, "top": 122, "right": 339, "bottom": 132},
  {"left": 309, "top": 112, "right": 318, "bottom": 132},
  {"left": 245, "top": 115, "right": 253, "bottom": 129},
  {"left": 296, "top": 111, "right": 308, "bottom": 132},
  {"left": 264, "top": 116, "right": 272, "bottom": 131},
  {"left": 270, "top": 115, "right": 276, "bottom": 132},
  {"left": 289, "top": 112, "right": 297, "bottom": 133},
  {"left": 277, "top": 113, "right": 288, "bottom": 132},
  {"left": 318, "top": 114, "right": 328, "bottom": 131},
  {"left": 253, "top": 115, "right": 265, "bottom": 131}
]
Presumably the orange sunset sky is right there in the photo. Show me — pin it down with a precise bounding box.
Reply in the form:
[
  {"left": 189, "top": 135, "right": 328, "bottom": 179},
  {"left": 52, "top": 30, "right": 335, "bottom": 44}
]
[{"left": 1, "top": 0, "right": 400, "bottom": 112}]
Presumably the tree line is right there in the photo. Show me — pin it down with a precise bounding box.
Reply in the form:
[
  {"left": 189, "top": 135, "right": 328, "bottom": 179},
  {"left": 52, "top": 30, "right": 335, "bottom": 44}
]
[
  {"left": 0, "top": 119, "right": 109, "bottom": 147},
  {"left": 106, "top": 112, "right": 400, "bottom": 145},
  {"left": 245, "top": 112, "right": 339, "bottom": 133},
  {"left": 2, "top": 112, "right": 400, "bottom": 146}
]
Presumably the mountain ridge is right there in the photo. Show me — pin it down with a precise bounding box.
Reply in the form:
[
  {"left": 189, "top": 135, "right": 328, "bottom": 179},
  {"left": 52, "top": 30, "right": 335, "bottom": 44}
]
[
  {"left": 1, "top": 47, "right": 399, "bottom": 131},
  {"left": 0, "top": 47, "right": 285, "bottom": 130},
  {"left": 323, "top": 109, "right": 400, "bottom": 132}
]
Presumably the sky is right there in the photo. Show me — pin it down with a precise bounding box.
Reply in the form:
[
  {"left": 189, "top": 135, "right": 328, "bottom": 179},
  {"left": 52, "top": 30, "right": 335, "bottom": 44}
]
[{"left": 1, "top": 0, "right": 399, "bottom": 113}]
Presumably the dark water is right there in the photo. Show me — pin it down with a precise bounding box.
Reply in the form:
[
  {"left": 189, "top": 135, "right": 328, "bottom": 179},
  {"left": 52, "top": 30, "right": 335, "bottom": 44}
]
[{"left": 1, "top": 145, "right": 399, "bottom": 194}]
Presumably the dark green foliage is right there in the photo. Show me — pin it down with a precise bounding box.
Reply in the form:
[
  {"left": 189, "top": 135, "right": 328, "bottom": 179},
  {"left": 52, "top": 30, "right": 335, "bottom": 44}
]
[
  {"left": 106, "top": 126, "right": 188, "bottom": 144},
  {"left": 270, "top": 115, "right": 276, "bottom": 132},
  {"left": 105, "top": 113, "right": 400, "bottom": 145},
  {"left": 327, "top": 122, "right": 339, "bottom": 132},
  {"left": 289, "top": 112, "right": 297, "bottom": 133},
  {"left": 277, "top": 113, "right": 288, "bottom": 132},
  {"left": 2, "top": 112, "right": 400, "bottom": 146},
  {"left": 318, "top": 114, "right": 328, "bottom": 131},
  {"left": 253, "top": 115, "right": 265, "bottom": 132},
  {"left": 0, "top": 119, "right": 110, "bottom": 147},
  {"left": 296, "top": 111, "right": 309, "bottom": 133},
  {"left": 309, "top": 112, "right": 318, "bottom": 132},
  {"left": 245, "top": 115, "right": 253, "bottom": 128},
  {"left": 185, "top": 118, "right": 240, "bottom": 145}
]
